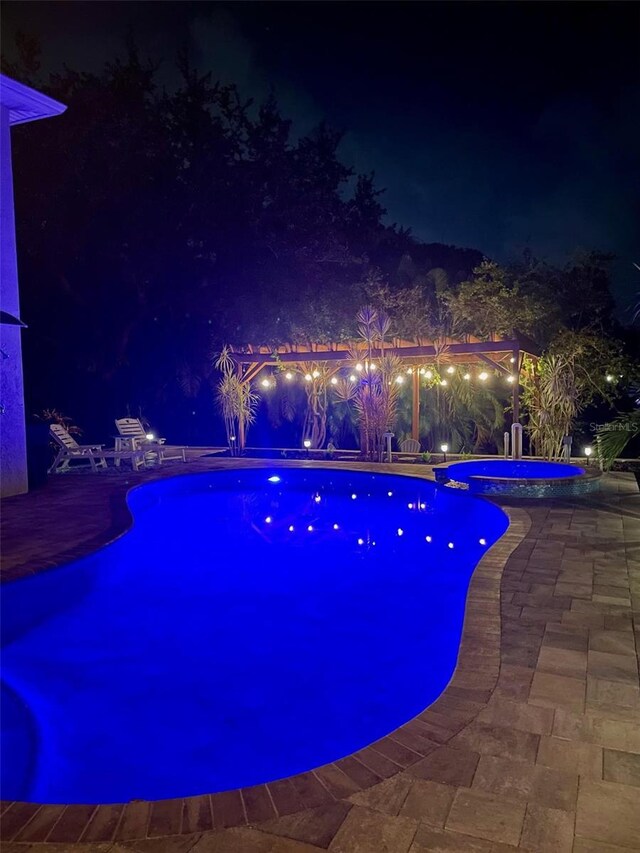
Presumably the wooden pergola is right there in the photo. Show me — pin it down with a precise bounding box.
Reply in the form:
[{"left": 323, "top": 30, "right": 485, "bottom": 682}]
[{"left": 229, "top": 332, "right": 540, "bottom": 445}]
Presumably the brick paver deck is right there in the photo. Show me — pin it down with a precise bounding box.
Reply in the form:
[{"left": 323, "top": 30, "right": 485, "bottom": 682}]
[{"left": 1, "top": 457, "right": 638, "bottom": 852}]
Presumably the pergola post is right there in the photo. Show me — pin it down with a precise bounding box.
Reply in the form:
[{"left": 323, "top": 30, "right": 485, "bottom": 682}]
[
  {"left": 411, "top": 369, "right": 420, "bottom": 441},
  {"left": 512, "top": 348, "right": 520, "bottom": 425}
]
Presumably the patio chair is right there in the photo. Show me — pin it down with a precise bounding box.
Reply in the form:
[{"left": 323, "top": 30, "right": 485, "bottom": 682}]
[
  {"left": 115, "top": 418, "right": 186, "bottom": 464},
  {"left": 48, "top": 424, "right": 146, "bottom": 473},
  {"left": 399, "top": 438, "right": 421, "bottom": 453}
]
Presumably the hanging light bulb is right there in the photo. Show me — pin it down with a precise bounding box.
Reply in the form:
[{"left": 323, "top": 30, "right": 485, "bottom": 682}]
[
  {"left": 356, "top": 363, "right": 364, "bottom": 372},
  {"left": 312, "top": 369, "right": 320, "bottom": 379},
  {"left": 440, "top": 379, "right": 448, "bottom": 386},
  {"left": 478, "top": 371, "right": 489, "bottom": 381},
  {"left": 261, "top": 378, "right": 271, "bottom": 389},
  {"left": 330, "top": 376, "right": 338, "bottom": 385},
  {"left": 463, "top": 373, "right": 471, "bottom": 380},
  {"left": 304, "top": 373, "right": 313, "bottom": 381},
  {"left": 425, "top": 370, "right": 433, "bottom": 380},
  {"left": 349, "top": 374, "right": 357, "bottom": 382},
  {"left": 285, "top": 371, "right": 294, "bottom": 380},
  {"left": 506, "top": 375, "right": 515, "bottom": 383},
  {"left": 395, "top": 375, "right": 405, "bottom": 384},
  {"left": 446, "top": 366, "right": 455, "bottom": 374}
]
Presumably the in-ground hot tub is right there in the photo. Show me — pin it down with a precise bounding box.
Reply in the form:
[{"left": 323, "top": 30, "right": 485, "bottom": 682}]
[{"left": 434, "top": 458, "right": 601, "bottom": 497}]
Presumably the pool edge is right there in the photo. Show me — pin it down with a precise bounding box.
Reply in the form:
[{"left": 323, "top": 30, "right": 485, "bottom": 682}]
[{"left": 0, "top": 461, "right": 531, "bottom": 844}]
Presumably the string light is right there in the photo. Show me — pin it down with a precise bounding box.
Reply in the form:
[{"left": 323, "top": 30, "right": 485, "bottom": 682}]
[
  {"left": 446, "top": 366, "right": 455, "bottom": 374},
  {"left": 425, "top": 370, "right": 433, "bottom": 379},
  {"left": 285, "top": 371, "right": 293, "bottom": 380},
  {"left": 478, "top": 371, "right": 488, "bottom": 381},
  {"left": 506, "top": 375, "right": 515, "bottom": 383},
  {"left": 330, "top": 376, "right": 338, "bottom": 385},
  {"left": 312, "top": 370, "right": 320, "bottom": 378},
  {"left": 356, "top": 363, "right": 363, "bottom": 372},
  {"left": 349, "top": 374, "right": 357, "bottom": 381},
  {"left": 261, "top": 378, "right": 272, "bottom": 388},
  {"left": 463, "top": 373, "right": 471, "bottom": 380},
  {"left": 440, "top": 379, "right": 448, "bottom": 386},
  {"left": 395, "top": 375, "right": 405, "bottom": 384},
  {"left": 304, "top": 373, "right": 312, "bottom": 381}
]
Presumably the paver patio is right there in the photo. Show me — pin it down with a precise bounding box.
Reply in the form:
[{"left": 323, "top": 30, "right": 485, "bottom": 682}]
[{"left": 1, "top": 457, "right": 638, "bottom": 852}]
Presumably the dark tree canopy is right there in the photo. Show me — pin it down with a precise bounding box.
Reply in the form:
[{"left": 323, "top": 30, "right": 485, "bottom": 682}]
[{"left": 2, "top": 38, "right": 632, "bottom": 448}]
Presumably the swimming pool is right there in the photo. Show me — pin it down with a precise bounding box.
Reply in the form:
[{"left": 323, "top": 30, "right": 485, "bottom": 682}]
[
  {"left": 435, "top": 459, "right": 599, "bottom": 497},
  {"left": 1, "top": 468, "right": 508, "bottom": 804}
]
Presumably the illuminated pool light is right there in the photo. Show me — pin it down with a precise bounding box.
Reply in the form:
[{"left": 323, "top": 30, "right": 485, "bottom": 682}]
[
  {"left": 397, "top": 528, "right": 404, "bottom": 536},
  {"left": 448, "top": 542, "right": 454, "bottom": 549},
  {"left": 267, "top": 476, "right": 281, "bottom": 483},
  {"left": 425, "top": 535, "right": 432, "bottom": 542},
  {"left": 351, "top": 493, "right": 357, "bottom": 500},
  {"left": 307, "top": 525, "right": 314, "bottom": 532},
  {"left": 479, "top": 538, "right": 487, "bottom": 545},
  {"left": 265, "top": 516, "right": 272, "bottom": 524},
  {"left": 333, "top": 523, "right": 339, "bottom": 530}
]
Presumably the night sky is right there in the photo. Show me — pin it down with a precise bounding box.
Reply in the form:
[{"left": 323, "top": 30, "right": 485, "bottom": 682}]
[{"left": 3, "top": 1, "right": 639, "bottom": 313}]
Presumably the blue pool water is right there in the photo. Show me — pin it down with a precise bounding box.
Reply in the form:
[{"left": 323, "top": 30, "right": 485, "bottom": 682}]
[
  {"left": 444, "top": 459, "right": 584, "bottom": 481},
  {"left": 1, "top": 468, "right": 508, "bottom": 804}
]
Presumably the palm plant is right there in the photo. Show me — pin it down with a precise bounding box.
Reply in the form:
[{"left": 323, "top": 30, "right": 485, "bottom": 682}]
[
  {"left": 596, "top": 410, "right": 640, "bottom": 469},
  {"left": 334, "top": 307, "right": 403, "bottom": 460},
  {"left": 522, "top": 355, "right": 580, "bottom": 459},
  {"left": 214, "top": 346, "right": 258, "bottom": 454},
  {"left": 297, "top": 362, "right": 332, "bottom": 449}
]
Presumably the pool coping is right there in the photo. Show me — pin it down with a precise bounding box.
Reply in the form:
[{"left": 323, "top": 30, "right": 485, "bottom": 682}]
[{"left": 1, "top": 459, "right": 530, "bottom": 844}]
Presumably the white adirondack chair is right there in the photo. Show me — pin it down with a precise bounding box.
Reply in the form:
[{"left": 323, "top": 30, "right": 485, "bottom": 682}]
[
  {"left": 48, "top": 424, "right": 146, "bottom": 473},
  {"left": 115, "top": 418, "right": 186, "bottom": 463},
  {"left": 399, "top": 438, "right": 421, "bottom": 453}
]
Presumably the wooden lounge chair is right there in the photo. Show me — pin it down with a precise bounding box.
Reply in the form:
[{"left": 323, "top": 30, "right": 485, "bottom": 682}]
[
  {"left": 400, "top": 438, "right": 421, "bottom": 453},
  {"left": 115, "top": 418, "right": 186, "bottom": 464},
  {"left": 48, "top": 424, "right": 146, "bottom": 473}
]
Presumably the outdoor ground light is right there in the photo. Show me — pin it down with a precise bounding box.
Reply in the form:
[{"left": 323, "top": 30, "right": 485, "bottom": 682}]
[
  {"left": 146, "top": 432, "right": 155, "bottom": 440},
  {"left": 440, "top": 443, "right": 448, "bottom": 462},
  {"left": 303, "top": 439, "right": 311, "bottom": 448},
  {"left": 584, "top": 446, "right": 593, "bottom": 464}
]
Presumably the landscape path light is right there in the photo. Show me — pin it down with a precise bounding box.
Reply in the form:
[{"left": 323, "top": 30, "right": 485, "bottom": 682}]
[{"left": 440, "top": 443, "right": 448, "bottom": 463}]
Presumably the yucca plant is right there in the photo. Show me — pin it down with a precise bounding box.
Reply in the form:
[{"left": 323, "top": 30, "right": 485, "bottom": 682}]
[
  {"left": 214, "top": 346, "right": 258, "bottom": 454},
  {"left": 334, "top": 307, "right": 403, "bottom": 460}
]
